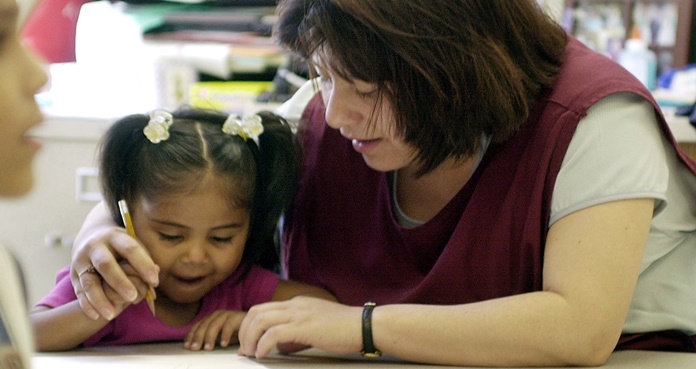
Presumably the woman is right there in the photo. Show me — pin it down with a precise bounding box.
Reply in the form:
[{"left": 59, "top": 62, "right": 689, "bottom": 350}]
[
  {"left": 0, "top": 0, "right": 50, "bottom": 367},
  {"left": 69, "top": 1, "right": 696, "bottom": 366}
]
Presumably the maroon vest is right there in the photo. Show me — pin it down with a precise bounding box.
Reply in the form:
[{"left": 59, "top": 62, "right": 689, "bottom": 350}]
[{"left": 282, "top": 38, "right": 696, "bottom": 351}]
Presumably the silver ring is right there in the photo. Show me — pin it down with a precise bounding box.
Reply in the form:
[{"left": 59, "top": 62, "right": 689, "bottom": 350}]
[{"left": 78, "top": 265, "right": 97, "bottom": 278}]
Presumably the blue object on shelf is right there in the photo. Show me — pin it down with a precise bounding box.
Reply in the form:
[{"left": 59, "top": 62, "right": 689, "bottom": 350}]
[{"left": 676, "top": 102, "right": 696, "bottom": 128}]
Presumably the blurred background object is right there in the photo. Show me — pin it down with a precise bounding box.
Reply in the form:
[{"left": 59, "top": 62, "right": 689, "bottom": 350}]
[{"left": 21, "top": 0, "right": 92, "bottom": 63}]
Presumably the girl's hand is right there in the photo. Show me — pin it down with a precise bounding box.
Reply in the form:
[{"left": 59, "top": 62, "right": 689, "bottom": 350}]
[
  {"left": 238, "top": 296, "right": 363, "bottom": 358},
  {"left": 184, "top": 310, "right": 246, "bottom": 351},
  {"left": 102, "top": 262, "right": 153, "bottom": 319}
]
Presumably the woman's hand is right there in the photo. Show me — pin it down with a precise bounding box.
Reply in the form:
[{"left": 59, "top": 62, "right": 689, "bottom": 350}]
[
  {"left": 238, "top": 296, "right": 363, "bottom": 358},
  {"left": 184, "top": 310, "right": 247, "bottom": 351},
  {"left": 70, "top": 202, "right": 159, "bottom": 321},
  {"left": 102, "top": 262, "right": 154, "bottom": 319}
]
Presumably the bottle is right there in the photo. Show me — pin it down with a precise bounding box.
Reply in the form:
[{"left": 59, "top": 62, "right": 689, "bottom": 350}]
[{"left": 618, "top": 26, "right": 657, "bottom": 90}]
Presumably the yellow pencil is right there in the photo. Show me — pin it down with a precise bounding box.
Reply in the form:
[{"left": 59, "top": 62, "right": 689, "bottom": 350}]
[{"left": 118, "top": 199, "right": 156, "bottom": 316}]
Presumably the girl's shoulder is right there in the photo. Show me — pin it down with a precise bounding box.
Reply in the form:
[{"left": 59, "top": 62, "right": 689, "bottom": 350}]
[{"left": 204, "top": 265, "right": 281, "bottom": 311}]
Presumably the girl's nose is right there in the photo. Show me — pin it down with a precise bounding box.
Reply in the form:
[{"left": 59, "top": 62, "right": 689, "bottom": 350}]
[{"left": 181, "top": 242, "right": 208, "bottom": 264}]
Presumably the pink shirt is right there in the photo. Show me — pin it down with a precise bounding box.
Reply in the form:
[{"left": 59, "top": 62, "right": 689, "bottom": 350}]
[{"left": 37, "top": 265, "right": 279, "bottom": 347}]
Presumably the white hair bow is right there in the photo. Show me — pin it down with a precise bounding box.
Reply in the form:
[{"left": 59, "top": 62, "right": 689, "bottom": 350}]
[
  {"left": 222, "top": 114, "right": 264, "bottom": 144},
  {"left": 143, "top": 110, "right": 174, "bottom": 144}
]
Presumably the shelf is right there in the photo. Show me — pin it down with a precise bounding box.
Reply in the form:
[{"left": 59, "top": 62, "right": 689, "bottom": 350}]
[{"left": 563, "top": 0, "right": 693, "bottom": 70}]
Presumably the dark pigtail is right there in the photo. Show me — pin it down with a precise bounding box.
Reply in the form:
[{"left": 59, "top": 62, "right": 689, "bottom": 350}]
[
  {"left": 98, "top": 114, "right": 150, "bottom": 226},
  {"left": 246, "top": 111, "right": 300, "bottom": 271}
]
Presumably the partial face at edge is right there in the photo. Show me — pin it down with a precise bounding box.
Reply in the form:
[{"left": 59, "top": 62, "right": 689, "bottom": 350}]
[{"left": 0, "top": 0, "right": 48, "bottom": 197}]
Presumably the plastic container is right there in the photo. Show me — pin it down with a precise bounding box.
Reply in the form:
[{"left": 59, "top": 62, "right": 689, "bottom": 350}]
[{"left": 618, "top": 37, "right": 657, "bottom": 90}]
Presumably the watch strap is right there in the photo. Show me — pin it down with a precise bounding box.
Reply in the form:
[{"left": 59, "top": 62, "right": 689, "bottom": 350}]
[{"left": 361, "top": 301, "right": 382, "bottom": 357}]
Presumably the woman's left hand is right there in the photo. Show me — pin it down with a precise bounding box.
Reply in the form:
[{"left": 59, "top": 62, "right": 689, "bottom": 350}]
[{"left": 238, "top": 296, "right": 363, "bottom": 358}]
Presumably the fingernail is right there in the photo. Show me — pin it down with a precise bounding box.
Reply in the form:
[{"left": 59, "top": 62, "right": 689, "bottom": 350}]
[
  {"left": 147, "top": 271, "right": 159, "bottom": 286},
  {"left": 127, "top": 289, "right": 138, "bottom": 302},
  {"left": 104, "top": 310, "right": 115, "bottom": 321},
  {"left": 204, "top": 343, "right": 212, "bottom": 351}
]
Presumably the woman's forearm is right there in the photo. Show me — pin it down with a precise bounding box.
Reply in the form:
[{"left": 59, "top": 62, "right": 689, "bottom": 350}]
[
  {"left": 371, "top": 292, "right": 615, "bottom": 367},
  {"left": 72, "top": 202, "right": 113, "bottom": 259},
  {"left": 372, "top": 200, "right": 652, "bottom": 367}
]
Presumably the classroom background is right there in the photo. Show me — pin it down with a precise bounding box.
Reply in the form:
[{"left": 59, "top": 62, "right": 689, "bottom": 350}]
[{"left": 2, "top": 0, "right": 695, "bottom": 307}]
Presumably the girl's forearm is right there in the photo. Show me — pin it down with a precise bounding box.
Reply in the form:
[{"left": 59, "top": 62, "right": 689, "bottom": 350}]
[
  {"left": 272, "top": 280, "right": 337, "bottom": 302},
  {"left": 30, "top": 301, "right": 110, "bottom": 351}
]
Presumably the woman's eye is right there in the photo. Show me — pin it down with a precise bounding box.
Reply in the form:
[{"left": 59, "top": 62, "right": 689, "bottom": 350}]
[
  {"left": 356, "top": 90, "right": 376, "bottom": 99},
  {"left": 354, "top": 81, "right": 378, "bottom": 99}
]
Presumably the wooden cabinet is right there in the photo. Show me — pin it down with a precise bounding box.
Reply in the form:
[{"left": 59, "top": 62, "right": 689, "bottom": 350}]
[{"left": 563, "top": 0, "right": 694, "bottom": 71}]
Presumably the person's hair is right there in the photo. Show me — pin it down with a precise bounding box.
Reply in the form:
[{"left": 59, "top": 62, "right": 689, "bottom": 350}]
[
  {"left": 275, "top": 0, "right": 568, "bottom": 176},
  {"left": 98, "top": 108, "right": 299, "bottom": 270}
]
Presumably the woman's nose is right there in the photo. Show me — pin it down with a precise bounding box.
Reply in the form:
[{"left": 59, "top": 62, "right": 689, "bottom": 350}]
[
  {"left": 323, "top": 85, "right": 363, "bottom": 134},
  {"left": 323, "top": 87, "right": 342, "bottom": 130},
  {"left": 21, "top": 43, "right": 49, "bottom": 95}
]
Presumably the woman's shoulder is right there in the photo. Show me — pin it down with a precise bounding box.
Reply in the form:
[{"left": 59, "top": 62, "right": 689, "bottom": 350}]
[
  {"left": 547, "top": 37, "right": 654, "bottom": 113},
  {"left": 550, "top": 92, "right": 670, "bottom": 226}
]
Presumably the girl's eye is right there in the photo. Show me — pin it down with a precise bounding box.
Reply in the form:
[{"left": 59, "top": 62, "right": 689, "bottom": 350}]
[
  {"left": 211, "top": 236, "right": 233, "bottom": 244},
  {"left": 159, "top": 233, "right": 182, "bottom": 241}
]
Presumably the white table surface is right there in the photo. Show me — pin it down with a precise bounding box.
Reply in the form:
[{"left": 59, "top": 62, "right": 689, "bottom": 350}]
[{"left": 32, "top": 342, "right": 696, "bottom": 369}]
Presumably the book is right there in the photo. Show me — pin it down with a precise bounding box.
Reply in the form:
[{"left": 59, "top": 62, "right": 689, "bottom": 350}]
[
  {"left": 189, "top": 80, "right": 276, "bottom": 115},
  {"left": 0, "top": 243, "right": 34, "bottom": 369}
]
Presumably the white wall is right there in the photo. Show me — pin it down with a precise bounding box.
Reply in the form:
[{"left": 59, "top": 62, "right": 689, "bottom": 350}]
[
  {"left": 540, "top": 0, "right": 566, "bottom": 23},
  {"left": 16, "top": 0, "right": 39, "bottom": 26}
]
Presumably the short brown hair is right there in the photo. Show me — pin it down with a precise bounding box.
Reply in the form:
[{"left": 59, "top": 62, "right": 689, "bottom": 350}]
[{"left": 275, "top": 0, "right": 567, "bottom": 175}]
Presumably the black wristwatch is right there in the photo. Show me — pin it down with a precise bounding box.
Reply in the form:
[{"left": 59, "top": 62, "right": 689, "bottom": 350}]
[{"left": 360, "top": 302, "right": 382, "bottom": 357}]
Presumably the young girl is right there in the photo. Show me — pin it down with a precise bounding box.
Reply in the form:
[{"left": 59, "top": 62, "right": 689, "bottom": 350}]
[{"left": 30, "top": 108, "right": 333, "bottom": 351}]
